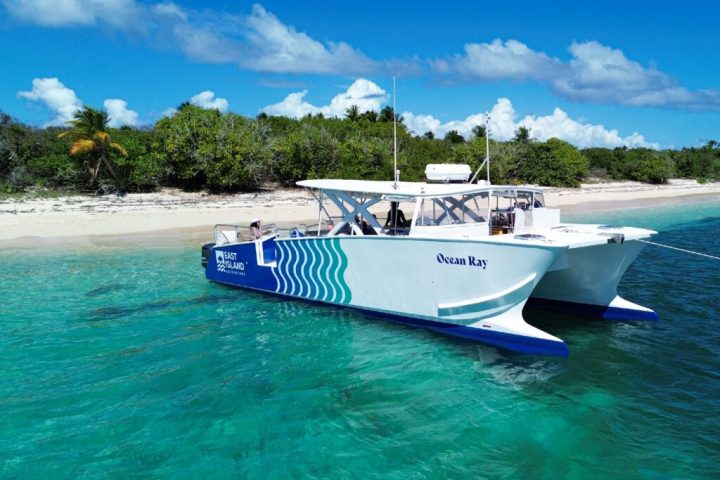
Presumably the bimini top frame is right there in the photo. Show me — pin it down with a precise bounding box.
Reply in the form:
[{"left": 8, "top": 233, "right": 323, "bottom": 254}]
[
  {"left": 297, "top": 179, "right": 544, "bottom": 199},
  {"left": 298, "top": 179, "right": 549, "bottom": 237}
]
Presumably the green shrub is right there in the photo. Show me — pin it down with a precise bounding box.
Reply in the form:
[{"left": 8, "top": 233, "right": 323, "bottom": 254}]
[
  {"left": 617, "top": 149, "right": 674, "bottom": 184},
  {"left": 153, "top": 106, "right": 269, "bottom": 191},
  {"left": 517, "top": 138, "right": 588, "bottom": 187},
  {"left": 27, "top": 154, "right": 84, "bottom": 187}
]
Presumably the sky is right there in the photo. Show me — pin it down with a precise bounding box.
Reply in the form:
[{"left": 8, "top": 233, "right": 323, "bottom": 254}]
[{"left": 1, "top": 0, "right": 719, "bottom": 149}]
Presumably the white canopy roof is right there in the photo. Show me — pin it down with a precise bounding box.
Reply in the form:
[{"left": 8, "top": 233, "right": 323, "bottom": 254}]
[{"left": 297, "top": 179, "right": 544, "bottom": 198}]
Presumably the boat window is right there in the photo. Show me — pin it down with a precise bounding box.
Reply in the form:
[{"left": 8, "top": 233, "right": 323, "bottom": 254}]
[
  {"left": 415, "top": 193, "right": 488, "bottom": 226},
  {"left": 491, "top": 190, "right": 538, "bottom": 211}
]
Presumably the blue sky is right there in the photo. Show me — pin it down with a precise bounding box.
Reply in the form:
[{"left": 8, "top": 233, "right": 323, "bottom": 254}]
[{"left": 1, "top": 0, "right": 719, "bottom": 148}]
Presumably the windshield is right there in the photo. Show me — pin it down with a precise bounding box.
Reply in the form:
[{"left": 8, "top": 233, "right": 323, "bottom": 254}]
[{"left": 415, "top": 193, "right": 489, "bottom": 226}]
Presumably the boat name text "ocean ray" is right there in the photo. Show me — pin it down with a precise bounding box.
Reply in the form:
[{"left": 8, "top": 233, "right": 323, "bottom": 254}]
[{"left": 436, "top": 253, "right": 488, "bottom": 269}]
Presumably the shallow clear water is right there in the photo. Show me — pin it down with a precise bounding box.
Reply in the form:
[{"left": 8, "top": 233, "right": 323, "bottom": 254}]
[{"left": 1, "top": 201, "right": 719, "bottom": 479}]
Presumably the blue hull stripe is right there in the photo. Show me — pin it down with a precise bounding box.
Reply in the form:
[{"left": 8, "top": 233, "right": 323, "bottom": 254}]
[
  {"left": 527, "top": 297, "right": 659, "bottom": 321},
  {"left": 210, "top": 281, "right": 569, "bottom": 357}
]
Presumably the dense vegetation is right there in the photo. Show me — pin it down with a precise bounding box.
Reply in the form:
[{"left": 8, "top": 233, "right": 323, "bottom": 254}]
[{"left": 1, "top": 105, "right": 719, "bottom": 195}]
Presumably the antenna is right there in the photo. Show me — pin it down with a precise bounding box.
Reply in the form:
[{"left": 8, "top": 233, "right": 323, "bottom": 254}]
[
  {"left": 393, "top": 76, "right": 398, "bottom": 189},
  {"left": 485, "top": 112, "right": 490, "bottom": 184},
  {"left": 469, "top": 112, "right": 491, "bottom": 184}
]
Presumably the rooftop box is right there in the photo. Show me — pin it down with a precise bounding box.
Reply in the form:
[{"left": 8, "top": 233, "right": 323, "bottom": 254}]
[{"left": 425, "top": 164, "right": 472, "bottom": 183}]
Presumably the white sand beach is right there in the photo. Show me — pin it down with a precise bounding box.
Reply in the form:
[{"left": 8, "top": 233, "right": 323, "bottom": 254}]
[{"left": 1, "top": 179, "right": 719, "bottom": 247}]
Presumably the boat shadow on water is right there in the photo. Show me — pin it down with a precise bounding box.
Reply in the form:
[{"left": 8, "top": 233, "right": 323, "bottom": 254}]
[{"left": 87, "top": 292, "right": 240, "bottom": 322}]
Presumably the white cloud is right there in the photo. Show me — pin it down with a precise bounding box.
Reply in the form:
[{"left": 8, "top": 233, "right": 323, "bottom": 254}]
[
  {"left": 104, "top": 98, "right": 139, "bottom": 127},
  {"left": 433, "top": 39, "right": 720, "bottom": 111},
  {"left": 432, "top": 39, "right": 564, "bottom": 82},
  {"left": 514, "top": 105, "right": 658, "bottom": 149},
  {"left": 401, "top": 113, "right": 441, "bottom": 136},
  {"left": 262, "top": 90, "right": 319, "bottom": 118},
  {"left": 161, "top": 15, "right": 243, "bottom": 64},
  {"left": 3, "top": 1, "right": 386, "bottom": 75},
  {"left": 242, "top": 4, "right": 376, "bottom": 75},
  {"left": 554, "top": 41, "right": 720, "bottom": 110},
  {"left": 262, "top": 79, "right": 388, "bottom": 118},
  {"left": 325, "top": 79, "right": 388, "bottom": 116},
  {"left": 152, "top": 1, "right": 186, "bottom": 21},
  {"left": 18, "top": 77, "right": 142, "bottom": 128},
  {"left": 190, "top": 90, "right": 229, "bottom": 112},
  {"left": 17, "top": 77, "right": 82, "bottom": 126},
  {"left": 402, "top": 98, "right": 658, "bottom": 149},
  {"left": 2, "top": 0, "right": 139, "bottom": 28}
]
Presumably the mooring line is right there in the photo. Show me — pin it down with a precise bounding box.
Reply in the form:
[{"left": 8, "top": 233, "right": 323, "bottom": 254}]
[{"left": 638, "top": 239, "right": 720, "bottom": 261}]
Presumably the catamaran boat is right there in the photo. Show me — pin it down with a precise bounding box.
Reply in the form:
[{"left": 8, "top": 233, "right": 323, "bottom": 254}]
[{"left": 201, "top": 166, "right": 657, "bottom": 356}]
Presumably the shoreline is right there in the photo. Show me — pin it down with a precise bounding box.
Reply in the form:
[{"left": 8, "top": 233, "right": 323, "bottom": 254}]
[
  {"left": 1, "top": 179, "right": 719, "bottom": 248},
  {"left": 555, "top": 191, "right": 720, "bottom": 214}
]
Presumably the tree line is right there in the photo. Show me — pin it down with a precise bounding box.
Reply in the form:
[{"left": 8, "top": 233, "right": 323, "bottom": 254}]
[{"left": 1, "top": 104, "right": 719, "bottom": 196}]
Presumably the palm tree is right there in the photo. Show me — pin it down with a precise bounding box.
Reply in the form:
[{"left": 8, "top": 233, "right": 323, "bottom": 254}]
[
  {"left": 345, "top": 105, "right": 360, "bottom": 121},
  {"left": 513, "top": 126, "right": 532, "bottom": 143},
  {"left": 360, "top": 110, "right": 378, "bottom": 122},
  {"left": 379, "top": 106, "right": 395, "bottom": 123},
  {"left": 472, "top": 125, "right": 486, "bottom": 138},
  {"left": 444, "top": 130, "right": 465, "bottom": 144},
  {"left": 58, "top": 107, "right": 127, "bottom": 185}
]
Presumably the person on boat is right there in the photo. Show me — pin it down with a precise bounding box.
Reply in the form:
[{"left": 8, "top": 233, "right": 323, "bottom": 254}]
[
  {"left": 250, "top": 218, "right": 263, "bottom": 239},
  {"left": 385, "top": 202, "right": 408, "bottom": 229},
  {"left": 354, "top": 214, "right": 376, "bottom": 235}
]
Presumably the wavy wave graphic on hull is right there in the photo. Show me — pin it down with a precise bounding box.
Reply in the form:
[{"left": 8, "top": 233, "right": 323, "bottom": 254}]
[{"left": 274, "top": 238, "right": 351, "bottom": 304}]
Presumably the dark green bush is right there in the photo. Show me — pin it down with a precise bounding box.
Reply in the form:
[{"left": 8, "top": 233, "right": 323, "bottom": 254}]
[
  {"left": 152, "top": 106, "right": 269, "bottom": 191},
  {"left": 518, "top": 138, "right": 588, "bottom": 187},
  {"left": 616, "top": 149, "right": 674, "bottom": 184}
]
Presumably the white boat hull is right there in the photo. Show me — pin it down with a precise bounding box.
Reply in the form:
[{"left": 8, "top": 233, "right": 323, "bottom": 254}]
[
  {"left": 529, "top": 239, "right": 658, "bottom": 320},
  {"left": 206, "top": 235, "right": 571, "bottom": 355}
]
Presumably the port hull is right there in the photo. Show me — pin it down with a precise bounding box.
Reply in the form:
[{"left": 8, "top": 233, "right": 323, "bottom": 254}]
[{"left": 205, "top": 235, "right": 570, "bottom": 355}]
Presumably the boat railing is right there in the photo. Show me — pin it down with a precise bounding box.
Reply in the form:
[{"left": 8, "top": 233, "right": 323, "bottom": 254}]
[
  {"left": 381, "top": 225, "right": 411, "bottom": 236},
  {"left": 215, "top": 216, "right": 374, "bottom": 242},
  {"left": 274, "top": 223, "right": 333, "bottom": 238},
  {"left": 214, "top": 223, "right": 278, "bottom": 245}
]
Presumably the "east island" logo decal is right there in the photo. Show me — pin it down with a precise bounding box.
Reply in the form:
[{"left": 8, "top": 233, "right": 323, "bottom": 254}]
[{"left": 216, "top": 250, "right": 247, "bottom": 276}]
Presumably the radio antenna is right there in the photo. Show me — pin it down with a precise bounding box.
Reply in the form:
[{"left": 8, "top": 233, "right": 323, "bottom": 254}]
[
  {"left": 485, "top": 112, "right": 490, "bottom": 183},
  {"left": 470, "top": 112, "right": 491, "bottom": 184},
  {"left": 392, "top": 76, "right": 398, "bottom": 189}
]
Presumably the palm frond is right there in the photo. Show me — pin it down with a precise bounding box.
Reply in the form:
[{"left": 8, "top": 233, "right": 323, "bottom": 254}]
[
  {"left": 95, "top": 131, "right": 110, "bottom": 142},
  {"left": 70, "top": 139, "right": 96, "bottom": 156},
  {"left": 110, "top": 142, "right": 128, "bottom": 157},
  {"left": 69, "top": 107, "right": 109, "bottom": 136}
]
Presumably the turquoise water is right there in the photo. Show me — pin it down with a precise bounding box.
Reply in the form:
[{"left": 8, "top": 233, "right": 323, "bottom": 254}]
[{"left": 2, "top": 201, "right": 719, "bottom": 479}]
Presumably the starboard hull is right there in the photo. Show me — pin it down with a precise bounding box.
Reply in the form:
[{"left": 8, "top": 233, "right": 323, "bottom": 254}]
[{"left": 529, "top": 240, "right": 658, "bottom": 321}]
